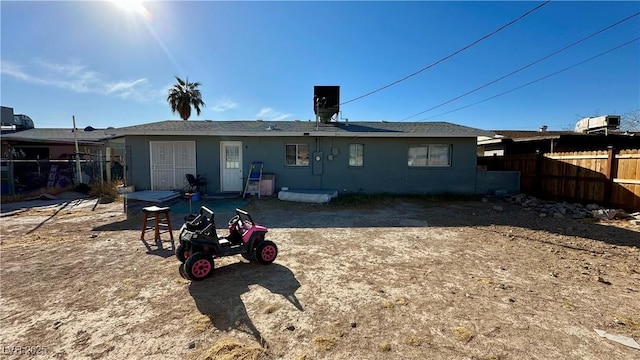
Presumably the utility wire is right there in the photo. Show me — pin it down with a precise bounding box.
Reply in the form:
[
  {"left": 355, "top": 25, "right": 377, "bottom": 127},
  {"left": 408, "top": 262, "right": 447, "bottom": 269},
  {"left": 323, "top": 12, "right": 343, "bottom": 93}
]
[
  {"left": 401, "top": 11, "right": 640, "bottom": 121},
  {"left": 339, "top": 0, "right": 552, "bottom": 106},
  {"left": 419, "top": 37, "right": 640, "bottom": 121}
]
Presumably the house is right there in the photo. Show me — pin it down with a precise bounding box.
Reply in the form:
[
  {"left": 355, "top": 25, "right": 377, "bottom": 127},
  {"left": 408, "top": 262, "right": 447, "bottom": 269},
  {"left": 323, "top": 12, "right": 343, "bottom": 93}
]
[
  {"left": 111, "top": 120, "right": 495, "bottom": 195},
  {"left": 1, "top": 127, "right": 121, "bottom": 160},
  {"left": 1, "top": 127, "right": 123, "bottom": 194},
  {"left": 478, "top": 129, "right": 639, "bottom": 156}
]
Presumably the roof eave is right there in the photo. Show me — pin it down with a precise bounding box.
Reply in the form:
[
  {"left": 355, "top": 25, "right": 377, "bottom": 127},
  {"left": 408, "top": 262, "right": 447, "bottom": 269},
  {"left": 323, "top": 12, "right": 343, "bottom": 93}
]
[
  {"left": 114, "top": 130, "right": 488, "bottom": 138},
  {"left": 511, "top": 135, "right": 562, "bottom": 142},
  {"left": 1, "top": 138, "right": 108, "bottom": 145},
  {"left": 478, "top": 138, "right": 506, "bottom": 145}
]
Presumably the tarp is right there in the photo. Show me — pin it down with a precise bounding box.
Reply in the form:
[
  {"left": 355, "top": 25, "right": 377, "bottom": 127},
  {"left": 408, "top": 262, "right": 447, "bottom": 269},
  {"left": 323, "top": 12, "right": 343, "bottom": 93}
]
[
  {"left": 122, "top": 190, "right": 181, "bottom": 203},
  {"left": 277, "top": 189, "right": 338, "bottom": 204}
]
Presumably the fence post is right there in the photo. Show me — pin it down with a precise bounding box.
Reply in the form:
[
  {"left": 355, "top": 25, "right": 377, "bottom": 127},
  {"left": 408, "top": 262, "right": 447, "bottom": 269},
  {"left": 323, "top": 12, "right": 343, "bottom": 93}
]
[
  {"left": 105, "top": 147, "right": 112, "bottom": 183},
  {"left": 99, "top": 150, "right": 104, "bottom": 188},
  {"left": 534, "top": 150, "right": 542, "bottom": 196},
  {"left": 604, "top": 146, "right": 616, "bottom": 206},
  {"left": 8, "top": 156, "right": 15, "bottom": 196}
]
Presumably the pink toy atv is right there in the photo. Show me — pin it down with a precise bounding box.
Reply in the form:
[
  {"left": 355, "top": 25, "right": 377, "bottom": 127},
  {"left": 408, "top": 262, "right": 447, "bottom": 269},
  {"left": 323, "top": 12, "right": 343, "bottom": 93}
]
[{"left": 176, "top": 206, "right": 278, "bottom": 281}]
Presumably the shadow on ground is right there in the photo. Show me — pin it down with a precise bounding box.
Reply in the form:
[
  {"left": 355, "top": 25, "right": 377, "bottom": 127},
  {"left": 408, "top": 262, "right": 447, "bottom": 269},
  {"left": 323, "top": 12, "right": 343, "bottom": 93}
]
[
  {"left": 188, "top": 262, "right": 303, "bottom": 347},
  {"left": 92, "top": 198, "right": 640, "bottom": 249},
  {"left": 93, "top": 198, "right": 243, "bottom": 232},
  {"left": 8, "top": 194, "right": 627, "bottom": 251}
]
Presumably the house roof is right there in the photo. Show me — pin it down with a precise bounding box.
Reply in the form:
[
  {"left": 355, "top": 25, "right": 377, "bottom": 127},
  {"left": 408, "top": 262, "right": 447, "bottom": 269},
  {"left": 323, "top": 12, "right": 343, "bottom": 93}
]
[
  {"left": 0, "top": 127, "right": 118, "bottom": 144},
  {"left": 491, "top": 130, "right": 577, "bottom": 142},
  {"left": 478, "top": 129, "right": 638, "bottom": 145},
  {"left": 477, "top": 130, "right": 566, "bottom": 145},
  {"left": 110, "top": 120, "right": 494, "bottom": 138}
]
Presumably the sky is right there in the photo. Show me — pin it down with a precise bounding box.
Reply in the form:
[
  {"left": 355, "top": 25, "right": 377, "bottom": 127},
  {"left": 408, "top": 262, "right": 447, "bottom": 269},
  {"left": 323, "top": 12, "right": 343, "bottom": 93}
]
[{"left": 1, "top": 0, "right": 639, "bottom": 131}]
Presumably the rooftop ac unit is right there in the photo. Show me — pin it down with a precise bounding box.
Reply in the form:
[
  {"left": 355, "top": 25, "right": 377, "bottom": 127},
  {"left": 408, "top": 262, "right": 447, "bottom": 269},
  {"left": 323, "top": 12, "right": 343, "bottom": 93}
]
[
  {"left": 313, "top": 86, "right": 340, "bottom": 124},
  {"left": 574, "top": 115, "right": 620, "bottom": 134}
]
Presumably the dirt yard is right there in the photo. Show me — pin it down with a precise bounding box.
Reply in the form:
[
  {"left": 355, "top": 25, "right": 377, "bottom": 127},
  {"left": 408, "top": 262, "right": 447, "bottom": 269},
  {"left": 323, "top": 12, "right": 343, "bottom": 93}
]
[{"left": 1, "top": 195, "right": 639, "bottom": 359}]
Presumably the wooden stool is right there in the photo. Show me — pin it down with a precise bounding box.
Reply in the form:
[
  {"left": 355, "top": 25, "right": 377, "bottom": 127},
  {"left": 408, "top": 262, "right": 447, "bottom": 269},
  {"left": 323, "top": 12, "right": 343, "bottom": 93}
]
[{"left": 141, "top": 206, "right": 174, "bottom": 244}]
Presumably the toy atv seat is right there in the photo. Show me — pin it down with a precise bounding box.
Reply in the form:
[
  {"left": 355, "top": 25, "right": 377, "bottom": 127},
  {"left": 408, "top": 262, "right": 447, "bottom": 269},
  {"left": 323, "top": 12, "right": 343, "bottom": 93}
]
[
  {"left": 181, "top": 207, "right": 218, "bottom": 240},
  {"left": 176, "top": 206, "right": 278, "bottom": 281}
]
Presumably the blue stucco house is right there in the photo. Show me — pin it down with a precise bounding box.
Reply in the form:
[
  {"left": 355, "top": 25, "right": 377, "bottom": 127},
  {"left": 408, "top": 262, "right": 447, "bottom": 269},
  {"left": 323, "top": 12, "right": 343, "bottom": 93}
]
[{"left": 110, "top": 120, "right": 494, "bottom": 195}]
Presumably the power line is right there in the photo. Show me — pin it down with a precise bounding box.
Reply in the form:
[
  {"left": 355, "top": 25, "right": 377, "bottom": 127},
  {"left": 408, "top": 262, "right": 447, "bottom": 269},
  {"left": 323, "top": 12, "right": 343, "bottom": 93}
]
[
  {"left": 339, "top": 0, "right": 552, "bottom": 106},
  {"left": 401, "top": 11, "right": 640, "bottom": 121},
  {"left": 419, "top": 37, "right": 640, "bottom": 121}
]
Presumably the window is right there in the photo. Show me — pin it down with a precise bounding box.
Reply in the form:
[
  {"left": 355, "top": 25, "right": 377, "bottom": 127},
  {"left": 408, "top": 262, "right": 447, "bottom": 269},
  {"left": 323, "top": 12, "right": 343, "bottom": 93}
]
[
  {"left": 408, "top": 146, "right": 428, "bottom": 167},
  {"left": 349, "top": 144, "right": 364, "bottom": 167},
  {"left": 408, "top": 144, "right": 451, "bottom": 167},
  {"left": 225, "top": 146, "right": 239, "bottom": 169},
  {"left": 285, "top": 144, "right": 309, "bottom": 166}
]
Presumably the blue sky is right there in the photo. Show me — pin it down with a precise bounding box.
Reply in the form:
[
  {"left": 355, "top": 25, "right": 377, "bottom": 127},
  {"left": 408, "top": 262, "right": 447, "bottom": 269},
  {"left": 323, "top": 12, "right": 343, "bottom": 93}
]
[{"left": 1, "top": 1, "right": 639, "bottom": 131}]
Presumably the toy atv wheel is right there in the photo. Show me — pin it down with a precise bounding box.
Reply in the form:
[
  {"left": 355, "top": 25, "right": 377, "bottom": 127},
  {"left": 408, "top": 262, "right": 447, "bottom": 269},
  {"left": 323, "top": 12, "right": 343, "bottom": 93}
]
[
  {"left": 255, "top": 241, "right": 278, "bottom": 265},
  {"left": 241, "top": 252, "right": 256, "bottom": 263},
  {"left": 184, "top": 252, "right": 214, "bottom": 281},
  {"left": 175, "top": 243, "right": 189, "bottom": 263},
  {"left": 178, "top": 263, "right": 190, "bottom": 280}
]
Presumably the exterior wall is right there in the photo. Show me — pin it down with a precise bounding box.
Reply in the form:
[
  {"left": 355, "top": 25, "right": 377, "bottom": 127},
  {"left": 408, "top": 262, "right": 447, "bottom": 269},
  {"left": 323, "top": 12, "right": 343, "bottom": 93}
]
[
  {"left": 475, "top": 171, "right": 521, "bottom": 195},
  {"left": 127, "top": 136, "right": 222, "bottom": 193},
  {"left": 478, "top": 143, "right": 506, "bottom": 157},
  {"left": 126, "top": 135, "right": 478, "bottom": 195},
  {"left": 126, "top": 136, "right": 151, "bottom": 190}
]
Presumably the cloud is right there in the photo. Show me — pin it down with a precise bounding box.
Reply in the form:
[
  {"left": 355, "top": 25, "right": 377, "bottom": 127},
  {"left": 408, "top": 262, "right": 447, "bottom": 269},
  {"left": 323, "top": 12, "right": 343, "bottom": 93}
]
[
  {"left": 210, "top": 97, "right": 238, "bottom": 112},
  {"left": 1, "top": 58, "right": 156, "bottom": 102},
  {"left": 0, "top": 61, "right": 34, "bottom": 82},
  {"left": 256, "top": 107, "right": 292, "bottom": 121},
  {"left": 106, "top": 79, "right": 150, "bottom": 99}
]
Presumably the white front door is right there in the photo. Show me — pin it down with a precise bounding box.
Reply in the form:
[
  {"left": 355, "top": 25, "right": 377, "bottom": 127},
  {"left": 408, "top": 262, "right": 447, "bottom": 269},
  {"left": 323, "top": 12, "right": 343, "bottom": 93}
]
[
  {"left": 150, "top": 141, "right": 196, "bottom": 190},
  {"left": 220, "top": 141, "right": 243, "bottom": 192}
]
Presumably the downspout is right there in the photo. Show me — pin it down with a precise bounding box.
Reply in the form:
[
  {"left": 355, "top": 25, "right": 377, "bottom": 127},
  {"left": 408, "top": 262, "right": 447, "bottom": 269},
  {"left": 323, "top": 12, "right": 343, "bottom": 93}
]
[{"left": 315, "top": 136, "right": 323, "bottom": 189}]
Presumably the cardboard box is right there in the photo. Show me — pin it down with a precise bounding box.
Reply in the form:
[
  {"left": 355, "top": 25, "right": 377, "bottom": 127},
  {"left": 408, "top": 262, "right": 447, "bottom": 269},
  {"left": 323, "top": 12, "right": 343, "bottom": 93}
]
[{"left": 260, "top": 174, "right": 275, "bottom": 196}]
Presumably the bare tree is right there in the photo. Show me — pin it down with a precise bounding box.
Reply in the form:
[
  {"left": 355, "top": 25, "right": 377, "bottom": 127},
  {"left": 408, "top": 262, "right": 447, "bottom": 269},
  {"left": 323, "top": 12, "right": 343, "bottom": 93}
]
[{"left": 620, "top": 109, "right": 640, "bottom": 132}]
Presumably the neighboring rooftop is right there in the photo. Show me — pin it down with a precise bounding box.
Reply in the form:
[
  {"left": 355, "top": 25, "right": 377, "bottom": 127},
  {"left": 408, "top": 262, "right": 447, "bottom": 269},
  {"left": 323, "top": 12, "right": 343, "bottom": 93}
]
[
  {"left": 491, "top": 130, "right": 577, "bottom": 141},
  {"left": 478, "top": 129, "right": 638, "bottom": 147},
  {"left": 0, "top": 127, "right": 118, "bottom": 144}
]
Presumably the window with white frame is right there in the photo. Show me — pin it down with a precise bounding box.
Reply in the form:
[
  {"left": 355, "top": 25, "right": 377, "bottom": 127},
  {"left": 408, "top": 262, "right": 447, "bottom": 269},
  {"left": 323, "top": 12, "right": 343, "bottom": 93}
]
[
  {"left": 349, "top": 144, "right": 364, "bottom": 167},
  {"left": 408, "top": 144, "right": 451, "bottom": 167},
  {"left": 285, "top": 144, "right": 309, "bottom": 166}
]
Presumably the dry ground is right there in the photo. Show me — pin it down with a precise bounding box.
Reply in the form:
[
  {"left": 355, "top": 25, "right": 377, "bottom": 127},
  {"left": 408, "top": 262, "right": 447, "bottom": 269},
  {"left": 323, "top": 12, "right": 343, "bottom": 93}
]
[{"left": 1, "top": 195, "right": 639, "bottom": 359}]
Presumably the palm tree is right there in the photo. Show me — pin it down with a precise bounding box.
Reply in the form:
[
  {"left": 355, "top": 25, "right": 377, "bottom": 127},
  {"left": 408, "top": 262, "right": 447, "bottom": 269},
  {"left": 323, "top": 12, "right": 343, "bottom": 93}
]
[{"left": 167, "top": 76, "right": 205, "bottom": 121}]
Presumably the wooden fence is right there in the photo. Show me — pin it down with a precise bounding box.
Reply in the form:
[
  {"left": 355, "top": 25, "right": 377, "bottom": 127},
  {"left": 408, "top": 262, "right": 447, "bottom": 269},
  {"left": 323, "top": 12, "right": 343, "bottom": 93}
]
[{"left": 479, "top": 148, "right": 640, "bottom": 210}]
